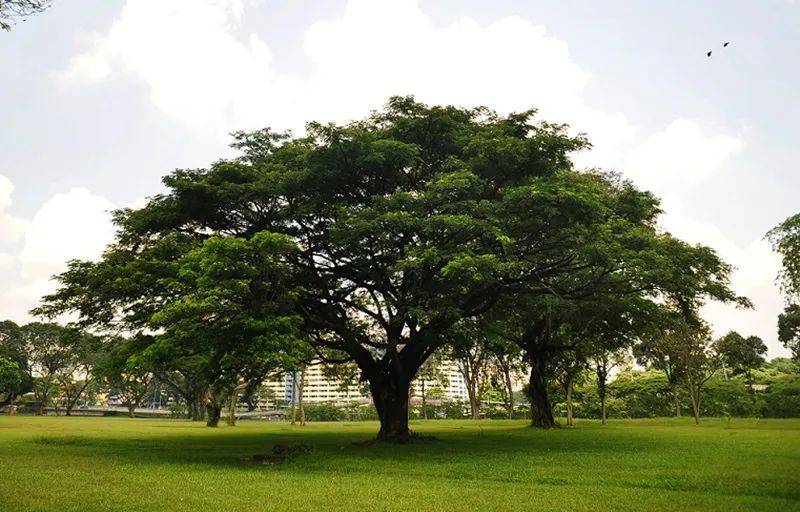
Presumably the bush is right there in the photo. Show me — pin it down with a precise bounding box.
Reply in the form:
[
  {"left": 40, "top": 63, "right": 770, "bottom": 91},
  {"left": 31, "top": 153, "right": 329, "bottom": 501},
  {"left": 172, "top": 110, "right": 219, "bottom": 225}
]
[
  {"left": 761, "top": 375, "right": 800, "bottom": 418},
  {"left": 168, "top": 404, "right": 187, "bottom": 419},
  {"left": 303, "top": 402, "right": 346, "bottom": 422}
]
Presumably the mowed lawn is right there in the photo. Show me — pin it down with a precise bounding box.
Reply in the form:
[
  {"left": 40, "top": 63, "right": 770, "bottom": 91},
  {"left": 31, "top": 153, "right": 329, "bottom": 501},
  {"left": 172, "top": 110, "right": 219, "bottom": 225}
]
[{"left": 0, "top": 416, "right": 798, "bottom": 512}]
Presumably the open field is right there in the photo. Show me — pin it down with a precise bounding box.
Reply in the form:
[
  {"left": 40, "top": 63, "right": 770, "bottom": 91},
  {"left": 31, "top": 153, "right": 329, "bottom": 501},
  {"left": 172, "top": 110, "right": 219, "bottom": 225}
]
[{"left": 0, "top": 417, "right": 798, "bottom": 512}]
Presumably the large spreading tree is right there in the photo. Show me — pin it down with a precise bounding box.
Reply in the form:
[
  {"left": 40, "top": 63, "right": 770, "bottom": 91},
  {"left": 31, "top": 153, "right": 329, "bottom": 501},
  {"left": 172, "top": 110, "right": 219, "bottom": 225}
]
[{"left": 38, "top": 97, "right": 745, "bottom": 441}]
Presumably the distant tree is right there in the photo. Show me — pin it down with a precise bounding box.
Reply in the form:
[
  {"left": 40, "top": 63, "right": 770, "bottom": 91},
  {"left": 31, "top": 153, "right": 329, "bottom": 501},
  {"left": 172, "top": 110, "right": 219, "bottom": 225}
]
[
  {"left": 554, "top": 349, "right": 586, "bottom": 427},
  {"left": 767, "top": 213, "right": 800, "bottom": 300},
  {"left": 592, "top": 348, "right": 630, "bottom": 425},
  {"left": 95, "top": 337, "right": 153, "bottom": 418},
  {"left": 777, "top": 304, "right": 800, "bottom": 360},
  {"left": 485, "top": 337, "right": 526, "bottom": 419},
  {"left": 675, "top": 324, "right": 719, "bottom": 424},
  {"left": 0, "top": 321, "right": 29, "bottom": 405},
  {"left": 448, "top": 320, "right": 492, "bottom": 420},
  {"left": 414, "top": 351, "right": 448, "bottom": 420},
  {"left": 0, "top": 0, "right": 51, "bottom": 30},
  {"left": 17, "top": 323, "right": 78, "bottom": 415},
  {"left": 0, "top": 357, "right": 21, "bottom": 412},
  {"left": 768, "top": 214, "right": 800, "bottom": 359},
  {"left": 714, "top": 331, "right": 767, "bottom": 397},
  {"left": 54, "top": 331, "right": 105, "bottom": 415},
  {"left": 636, "top": 315, "right": 691, "bottom": 418}
]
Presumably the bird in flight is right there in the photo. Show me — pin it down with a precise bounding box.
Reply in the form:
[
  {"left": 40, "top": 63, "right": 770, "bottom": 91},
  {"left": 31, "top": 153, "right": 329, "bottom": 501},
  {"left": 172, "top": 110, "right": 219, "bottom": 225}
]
[
  {"left": 724, "top": 42, "right": 730, "bottom": 47},
  {"left": 707, "top": 51, "right": 713, "bottom": 57}
]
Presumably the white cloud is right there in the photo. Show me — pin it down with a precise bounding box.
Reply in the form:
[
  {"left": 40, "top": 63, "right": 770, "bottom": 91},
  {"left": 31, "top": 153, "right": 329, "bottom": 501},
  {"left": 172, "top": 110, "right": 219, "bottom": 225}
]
[
  {"left": 624, "top": 119, "right": 744, "bottom": 192},
  {"left": 0, "top": 174, "right": 28, "bottom": 243},
  {"left": 660, "top": 200, "right": 789, "bottom": 358},
  {"left": 58, "top": 0, "right": 635, "bottom": 154},
  {"left": 0, "top": 188, "right": 117, "bottom": 324},
  {"left": 53, "top": 0, "right": 784, "bottom": 356}
]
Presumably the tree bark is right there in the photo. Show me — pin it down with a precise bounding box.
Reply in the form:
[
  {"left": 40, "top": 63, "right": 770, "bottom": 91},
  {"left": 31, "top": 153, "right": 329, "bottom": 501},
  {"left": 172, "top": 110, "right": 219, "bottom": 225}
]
[
  {"left": 565, "top": 378, "right": 574, "bottom": 427},
  {"left": 689, "top": 383, "right": 701, "bottom": 425},
  {"left": 206, "top": 401, "right": 222, "bottom": 427},
  {"left": 421, "top": 380, "right": 427, "bottom": 420},
  {"left": 503, "top": 366, "right": 515, "bottom": 419},
  {"left": 226, "top": 390, "right": 238, "bottom": 427},
  {"left": 298, "top": 370, "right": 306, "bottom": 427},
  {"left": 290, "top": 372, "right": 297, "bottom": 425},
  {"left": 467, "top": 386, "right": 479, "bottom": 420},
  {"left": 528, "top": 359, "right": 556, "bottom": 428},
  {"left": 595, "top": 362, "right": 608, "bottom": 425},
  {"left": 371, "top": 376, "right": 412, "bottom": 443},
  {"left": 127, "top": 404, "right": 136, "bottom": 418}
]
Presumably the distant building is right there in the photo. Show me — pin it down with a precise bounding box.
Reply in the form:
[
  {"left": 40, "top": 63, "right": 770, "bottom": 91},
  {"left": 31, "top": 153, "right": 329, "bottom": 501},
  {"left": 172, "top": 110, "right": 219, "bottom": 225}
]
[{"left": 263, "top": 359, "right": 472, "bottom": 405}]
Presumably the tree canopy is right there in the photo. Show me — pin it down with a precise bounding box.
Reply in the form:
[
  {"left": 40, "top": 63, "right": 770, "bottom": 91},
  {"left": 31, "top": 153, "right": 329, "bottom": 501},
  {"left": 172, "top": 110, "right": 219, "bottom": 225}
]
[{"left": 37, "top": 97, "right": 746, "bottom": 440}]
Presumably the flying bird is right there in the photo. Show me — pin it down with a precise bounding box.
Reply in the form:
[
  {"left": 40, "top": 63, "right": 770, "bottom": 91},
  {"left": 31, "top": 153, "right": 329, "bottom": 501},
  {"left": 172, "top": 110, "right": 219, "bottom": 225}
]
[
  {"left": 707, "top": 51, "right": 712, "bottom": 57},
  {"left": 724, "top": 42, "right": 730, "bottom": 47}
]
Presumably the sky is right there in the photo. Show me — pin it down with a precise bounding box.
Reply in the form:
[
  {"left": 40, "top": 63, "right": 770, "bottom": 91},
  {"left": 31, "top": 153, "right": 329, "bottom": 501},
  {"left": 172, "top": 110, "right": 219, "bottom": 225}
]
[{"left": 0, "top": 0, "right": 798, "bottom": 357}]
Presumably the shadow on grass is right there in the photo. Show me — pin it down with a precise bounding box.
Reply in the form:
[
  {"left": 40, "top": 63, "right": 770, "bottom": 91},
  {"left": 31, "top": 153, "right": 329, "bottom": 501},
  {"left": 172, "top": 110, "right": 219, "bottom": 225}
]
[{"left": 10, "top": 418, "right": 800, "bottom": 503}]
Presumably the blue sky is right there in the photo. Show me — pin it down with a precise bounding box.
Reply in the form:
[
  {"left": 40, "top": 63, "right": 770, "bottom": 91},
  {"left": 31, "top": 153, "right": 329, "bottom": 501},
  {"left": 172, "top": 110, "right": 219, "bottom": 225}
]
[{"left": 1, "top": 0, "right": 798, "bottom": 356}]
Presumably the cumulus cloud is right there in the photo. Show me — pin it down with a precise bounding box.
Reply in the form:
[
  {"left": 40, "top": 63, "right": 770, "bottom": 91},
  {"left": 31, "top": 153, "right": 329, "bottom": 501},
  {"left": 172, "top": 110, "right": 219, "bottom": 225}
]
[
  {"left": 660, "top": 201, "right": 789, "bottom": 357},
  {"left": 625, "top": 119, "right": 745, "bottom": 192},
  {"left": 0, "top": 174, "right": 28, "bottom": 243},
  {"left": 50, "top": 0, "right": 784, "bottom": 355},
  {"left": 0, "top": 188, "right": 117, "bottom": 324},
  {"left": 58, "top": 0, "right": 635, "bottom": 157}
]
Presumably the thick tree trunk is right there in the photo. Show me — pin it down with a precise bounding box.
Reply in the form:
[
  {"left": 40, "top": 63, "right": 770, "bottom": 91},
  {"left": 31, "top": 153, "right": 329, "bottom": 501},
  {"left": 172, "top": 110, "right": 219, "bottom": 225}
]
[
  {"left": 206, "top": 401, "right": 222, "bottom": 427},
  {"left": 371, "top": 377, "right": 412, "bottom": 443},
  {"left": 36, "top": 402, "right": 45, "bottom": 416},
  {"left": 467, "top": 386, "right": 479, "bottom": 420},
  {"left": 127, "top": 404, "right": 136, "bottom": 418},
  {"left": 187, "top": 396, "right": 206, "bottom": 421},
  {"left": 528, "top": 362, "right": 555, "bottom": 428}
]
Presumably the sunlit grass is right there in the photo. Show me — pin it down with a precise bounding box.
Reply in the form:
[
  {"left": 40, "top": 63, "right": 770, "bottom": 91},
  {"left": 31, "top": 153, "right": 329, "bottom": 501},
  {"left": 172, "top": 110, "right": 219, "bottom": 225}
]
[{"left": 0, "top": 416, "right": 798, "bottom": 511}]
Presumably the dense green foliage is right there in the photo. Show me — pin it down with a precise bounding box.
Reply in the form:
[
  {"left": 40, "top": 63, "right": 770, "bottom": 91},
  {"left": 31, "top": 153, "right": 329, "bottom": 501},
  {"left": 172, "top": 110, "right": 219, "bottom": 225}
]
[
  {"left": 36, "top": 97, "right": 746, "bottom": 440},
  {"left": 0, "top": 417, "right": 798, "bottom": 512},
  {"left": 768, "top": 213, "right": 800, "bottom": 359},
  {"left": 551, "top": 359, "right": 800, "bottom": 420}
]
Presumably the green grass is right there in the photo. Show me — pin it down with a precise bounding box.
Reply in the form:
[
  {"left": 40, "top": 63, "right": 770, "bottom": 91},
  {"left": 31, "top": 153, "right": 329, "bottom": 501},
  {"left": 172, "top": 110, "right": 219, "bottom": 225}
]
[{"left": 0, "top": 416, "right": 798, "bottom": 511}]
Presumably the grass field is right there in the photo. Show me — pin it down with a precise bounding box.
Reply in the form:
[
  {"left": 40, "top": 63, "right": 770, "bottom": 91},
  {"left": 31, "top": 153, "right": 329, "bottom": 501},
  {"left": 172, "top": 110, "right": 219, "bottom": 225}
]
[{"left": 0, "top": 416, "right": 798, "bottom": 511}]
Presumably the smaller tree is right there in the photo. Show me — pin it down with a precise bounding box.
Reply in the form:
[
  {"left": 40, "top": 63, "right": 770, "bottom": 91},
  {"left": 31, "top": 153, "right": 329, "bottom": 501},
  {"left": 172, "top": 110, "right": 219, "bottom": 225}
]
[
  {"left": 414, "top": 352, "right": 448, "bottom": 420},
  {"left": 55, "top": 331, "right": 104, "bottom": 415},
  {"left": 676, "top": 324, "right": 719, "bottom": 424},
  {"left": 96, "top": 337, "right": 153, "bottom": 418},
  {"left": 592, "top": 348, "right": 630, "bottom": 425},
  {"left": 0, "top": 357, "right": 22, "bottom": 412},
  {"left": 555, "top": 351, "right": 586, "bottom": 427},
  {"left": 778, "top": 304, "right": 800, "bottom": 360},
  {"left": 448, "top": 320, "right": 491, "bottom": 420},
  {"left": 484, "top": 336, "right": 526, "bottom": 419},
  {"left": 714, "top": 331, "right": 767, "bottom": 398}
]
